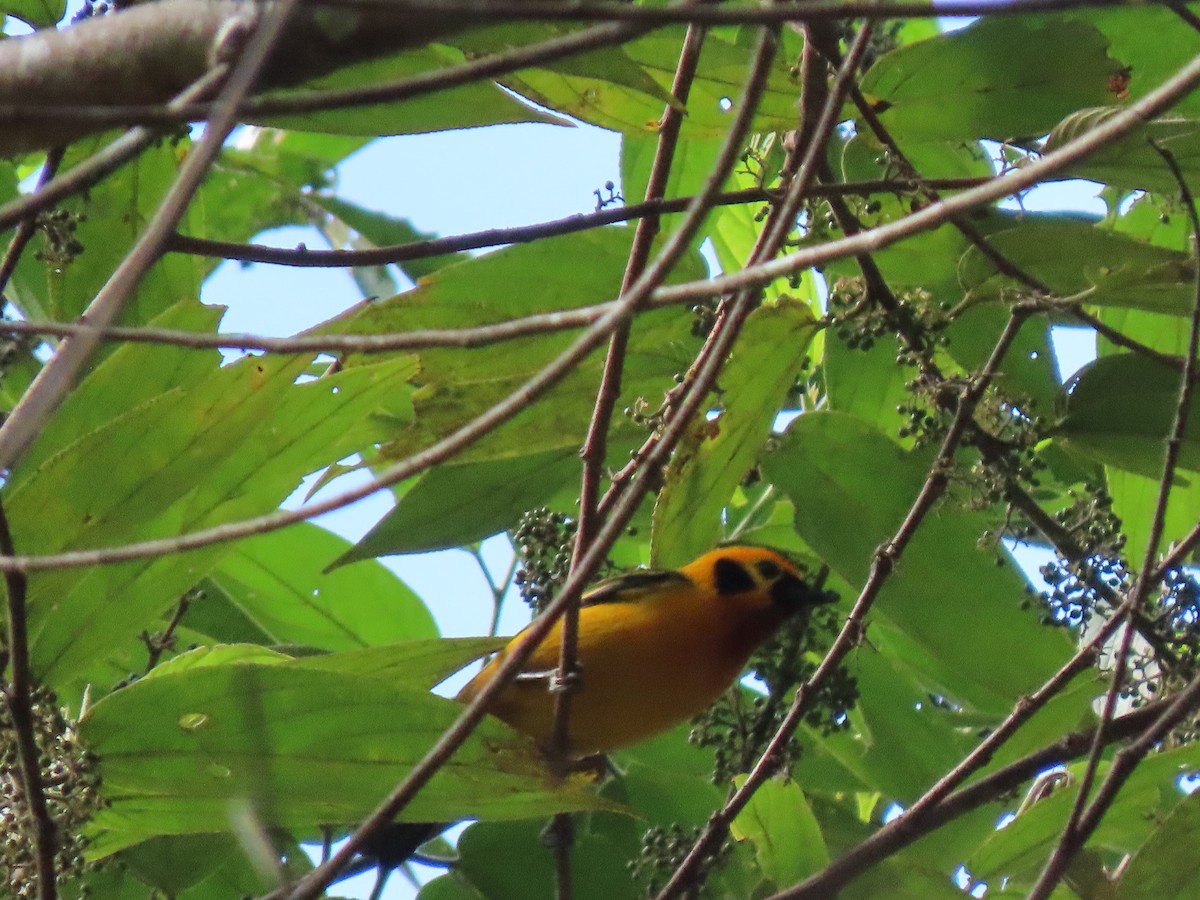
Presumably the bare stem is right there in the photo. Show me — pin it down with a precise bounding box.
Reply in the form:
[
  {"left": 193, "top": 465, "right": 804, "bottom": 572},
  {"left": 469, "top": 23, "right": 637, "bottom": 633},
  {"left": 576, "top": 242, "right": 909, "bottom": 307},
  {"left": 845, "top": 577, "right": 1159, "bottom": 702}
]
[{"left": 0, "top": 501, "right": 56, "bottom": 900}]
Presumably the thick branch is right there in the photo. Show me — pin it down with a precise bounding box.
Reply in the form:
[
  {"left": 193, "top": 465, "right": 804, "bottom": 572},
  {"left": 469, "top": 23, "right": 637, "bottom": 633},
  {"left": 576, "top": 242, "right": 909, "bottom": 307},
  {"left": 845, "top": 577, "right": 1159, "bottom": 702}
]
[{"left": 0, "top": 0, "right": 466, "bottom": 154}]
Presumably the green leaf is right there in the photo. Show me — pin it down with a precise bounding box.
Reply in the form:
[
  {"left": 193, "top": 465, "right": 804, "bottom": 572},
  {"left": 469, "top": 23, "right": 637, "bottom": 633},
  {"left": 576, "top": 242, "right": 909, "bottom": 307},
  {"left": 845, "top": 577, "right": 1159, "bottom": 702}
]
[
  {"left": 959, "top": 219, "right": 1195, "bottom": 316},
  {"left": 969, "top": 744, "right": 1200, "bottom": 891},
  {"left": 1046, "top": 110, "right": 1200, "bottom": 195},
  {"left": 335, "top": 446, "right": 581, "bottom": 562},
  {"left": 114, "top": 832, "right": 303, "bottom": 897},
  {"left": 731, "top": 775, "right": 829, "bottom": 887},
  {"left": 208, "top": 523, "right": 437, "bottom": 647},
  {"left": 818, "top": 643, "right": 977, "bottom": 799},
  {"left": 14, "top": 139, "right": 205, "bottom": 325},
  {"left": 5, "top": 301, "right": 419, "bottom": 695},
  {"left": 295, "top": 635, "right": 505, "bottom": 687},
  {"left": 258, "top": 46, "right": 565, "bottom": 135},
  {"left": 1070, "top": 7, "right": 1200, "bottom": 117},
  {"left": 824, "top": 330, "right": 911, "bottom": 442},
  {"left": 506, "top": 26, "right": 805, "bottom": 137},
  {"left": 82, "top": 657, "right": 617, "bottom": 857},
  {"left": 943, "top": 307, "right": 1059, "bottom": 415},
  {"left": 621, "top": 134, "right": 724, "bottom": 242},
  {"left": 145, "top": 644, "right": 294, "bottom": 679},
  {"left": 861, "top": 17, "right": 1121, "bottom": 143},
  {"left": 1055, "top": 353, "right": 1200, "bottom": 478},
  {"left": 419, "top": 875, "right": 489, "bottom": 900},
  {"left": 651, "top": 299, "right": 816, "bottom": 566},
  {"left": 761, "top": 411, "right": 1073, "bottom": 713},
  {"left": 1115, "top": 791, "right": 1200, "bottom": 899},
  {"left": 452, "top": 819, "right": 641, "bottom": 900},
  {"left": 326, "top": 227, "right": 703, "bottom": 466},
  {"left": 3, "top": 0, "right": 64, "bottom": 26}
]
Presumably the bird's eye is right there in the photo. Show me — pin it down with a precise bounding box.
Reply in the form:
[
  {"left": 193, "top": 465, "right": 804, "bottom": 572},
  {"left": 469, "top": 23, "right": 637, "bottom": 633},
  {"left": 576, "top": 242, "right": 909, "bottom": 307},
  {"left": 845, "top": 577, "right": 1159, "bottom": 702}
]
[{"left": 755, "top": 559, "right": 781, "bottom": 580}]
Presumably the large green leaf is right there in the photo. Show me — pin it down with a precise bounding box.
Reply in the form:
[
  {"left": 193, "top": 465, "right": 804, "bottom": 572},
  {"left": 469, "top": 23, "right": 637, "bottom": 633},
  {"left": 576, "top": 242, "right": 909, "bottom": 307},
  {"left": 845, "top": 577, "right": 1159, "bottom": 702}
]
[
  {"left": 324, "top": 227, "right": 704, "bottom": 466},
  {"left": 1070, "top": 6, "right": 1200, "bottom": 117},
  {"left": 1055, "top": 353, "right": 1200, "bottom": 478},
  {"left": 652, "top": 300, "right": 815, "bottom": 566},
  {"left": 959, "top": 219, "right": 1195, "bottom": 317},
  {"left": 861, "top": 17, "right": 1121, "bottom": 143},
  {"left": 968, "top": 744, "right": 1200, "bottom": 890},
  {"left": 506, "top": 26, "right": 805, "bottom": 138},
  {"left": 5, "top": 301, "right": 418, "bottom": 696},
  {"left": 257, "top": 45, "right": 564, "bottom": 135},
  {"left": 81, "top": 653, "right": 616, "bottom": 858},
  {"left": 14, "top": 139, "right": 206, "bottom": 326},
  {"left": 207, "top": 523, "right": 438, "bottom": 648},
  {"left": 336, "top": 446, "right": 582, "bottom": 561},
  {"left": 761, "top": 411, "right": 1073, "bottom": 712},
  {"left": 731, "top": 776, "right": 829, "bottom": 888},
  {"left": 621, "top": 133, "right": 724, "bottom": 243},
  {"left": 1045, "top": 109, "right": 1200, "bottom": 195}
]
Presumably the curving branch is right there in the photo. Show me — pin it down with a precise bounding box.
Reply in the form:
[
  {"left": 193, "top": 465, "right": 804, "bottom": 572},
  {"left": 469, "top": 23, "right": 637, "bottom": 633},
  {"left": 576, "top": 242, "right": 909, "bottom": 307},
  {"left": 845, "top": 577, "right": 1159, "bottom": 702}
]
[{"left": 166, "top": 178, "right": 989, "bottom": 269}]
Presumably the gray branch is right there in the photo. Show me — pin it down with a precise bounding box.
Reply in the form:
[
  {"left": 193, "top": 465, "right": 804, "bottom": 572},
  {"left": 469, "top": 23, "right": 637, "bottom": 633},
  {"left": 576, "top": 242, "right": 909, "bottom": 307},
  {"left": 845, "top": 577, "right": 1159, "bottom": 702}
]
[{"left": 0, "top": 0, "right": 465, "bottom": 155}]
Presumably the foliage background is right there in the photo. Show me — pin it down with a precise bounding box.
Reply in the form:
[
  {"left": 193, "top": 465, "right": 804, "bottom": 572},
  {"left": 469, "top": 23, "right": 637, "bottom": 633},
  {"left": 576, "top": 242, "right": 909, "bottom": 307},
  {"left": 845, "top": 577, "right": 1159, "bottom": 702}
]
[{"left": 2, "top": 3, "right": 1200, "bottom": 900}]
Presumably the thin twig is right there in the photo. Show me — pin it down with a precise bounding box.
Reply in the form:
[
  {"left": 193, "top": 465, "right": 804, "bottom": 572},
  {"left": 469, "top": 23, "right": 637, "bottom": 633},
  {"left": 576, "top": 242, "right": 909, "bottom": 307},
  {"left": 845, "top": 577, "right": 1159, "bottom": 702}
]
[
  {"left": 601, "top": 22, "right": 874, "bottom": 518},
  {"left": 0, "top": 300, "right": 644, "bottom": 353},
  {"left": 0, "top": 500, "right": 56, "bottom": 900},
  {"left": 844, "top": 82, "right": 1054, "bottom": 296},
  {"left": 0, "top": 148, "right": 65, "bottom": 298},
  {"left": 0, "top": 0, "right": 297, "bottom": 475},
  {"left": 655, "top": 308, "right": 1030, "bottom": 899},
  {"left": 1071, "top": 666, "right": 1200, "bottom": 843},
  {"left": 785, "top": 565, "right": 1151, "bottom": 897},
  {"left": 167, "top": 178, "right": 988, "bottom": 269},
  {"left": 142, "top": 592, "right": 193, "bottom": 672},
  {"left": 1028, "top": 138, "right": 1200, "bottom": 899}
]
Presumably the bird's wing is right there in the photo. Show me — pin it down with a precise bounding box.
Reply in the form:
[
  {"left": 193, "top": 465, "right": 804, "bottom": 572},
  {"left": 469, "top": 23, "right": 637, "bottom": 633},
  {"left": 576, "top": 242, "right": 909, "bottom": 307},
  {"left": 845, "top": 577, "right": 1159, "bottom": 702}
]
[{"left": 579, "top": 569, "right": 691, "bottom": 607}]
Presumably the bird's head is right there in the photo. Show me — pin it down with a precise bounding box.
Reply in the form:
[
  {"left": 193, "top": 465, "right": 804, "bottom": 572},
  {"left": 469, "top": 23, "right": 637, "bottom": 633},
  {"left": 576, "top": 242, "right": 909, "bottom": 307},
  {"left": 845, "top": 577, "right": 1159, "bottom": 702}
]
[{"left": 684, "top": 544, "right": 838, "bottom": 614}]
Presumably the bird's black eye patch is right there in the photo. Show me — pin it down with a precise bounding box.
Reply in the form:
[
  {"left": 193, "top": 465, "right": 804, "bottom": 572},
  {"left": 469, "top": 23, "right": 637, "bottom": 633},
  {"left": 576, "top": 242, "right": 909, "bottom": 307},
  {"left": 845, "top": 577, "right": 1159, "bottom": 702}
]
[
  {"left": 755, "top": 559, "right": 781, "bottom": 580},
  {"left": 713, "top": 557, "right": 756, "bottom": 594}
]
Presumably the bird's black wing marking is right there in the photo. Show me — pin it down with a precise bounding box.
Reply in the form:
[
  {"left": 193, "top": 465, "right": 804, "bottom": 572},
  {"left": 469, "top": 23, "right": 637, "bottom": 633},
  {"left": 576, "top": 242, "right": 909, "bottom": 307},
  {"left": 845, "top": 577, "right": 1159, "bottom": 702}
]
[{"left": 580, "top": 569, "right": 690, "bottom": 607}]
